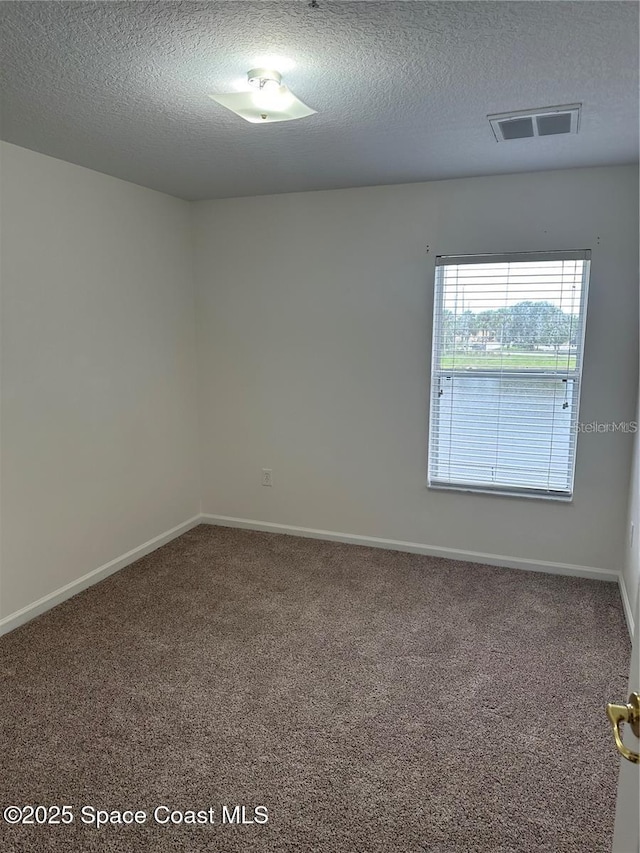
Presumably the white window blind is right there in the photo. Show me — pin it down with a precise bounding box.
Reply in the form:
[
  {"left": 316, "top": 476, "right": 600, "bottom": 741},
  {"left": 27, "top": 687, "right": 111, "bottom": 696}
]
[{"left": 428, "top": 250, "right": 590, "bottom": 499}]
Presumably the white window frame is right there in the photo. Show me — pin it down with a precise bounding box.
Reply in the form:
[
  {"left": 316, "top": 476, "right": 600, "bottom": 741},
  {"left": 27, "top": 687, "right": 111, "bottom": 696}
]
[{"left": 428, "top": 250, "right": 591, "bottom": 500}]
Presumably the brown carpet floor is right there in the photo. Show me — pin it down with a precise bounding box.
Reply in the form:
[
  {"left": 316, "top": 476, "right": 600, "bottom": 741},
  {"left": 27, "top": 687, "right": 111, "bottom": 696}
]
[{"left": 0, "top": 525, "right": 630, "bottom": 853}]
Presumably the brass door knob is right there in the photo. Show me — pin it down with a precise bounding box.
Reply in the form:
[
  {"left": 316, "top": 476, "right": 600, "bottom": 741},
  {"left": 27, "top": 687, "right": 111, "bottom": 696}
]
[{"left": 606, "top": 692, "right": 640, "bottom": 764}]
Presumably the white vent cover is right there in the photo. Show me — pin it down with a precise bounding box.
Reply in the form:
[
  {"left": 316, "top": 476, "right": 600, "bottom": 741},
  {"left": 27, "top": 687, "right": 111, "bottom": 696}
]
[{"left": 488, "top": 104, "right": 581, "bottom": 142}]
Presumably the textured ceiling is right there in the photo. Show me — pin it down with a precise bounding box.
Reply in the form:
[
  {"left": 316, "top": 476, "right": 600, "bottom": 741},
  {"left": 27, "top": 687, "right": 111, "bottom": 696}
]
[{"left": 1, "top": 1, "right": 638, "bottom": 200}]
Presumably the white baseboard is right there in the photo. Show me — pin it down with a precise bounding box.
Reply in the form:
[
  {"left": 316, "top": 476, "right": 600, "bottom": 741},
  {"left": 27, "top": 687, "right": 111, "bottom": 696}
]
[
  {"left": 0, "top": 515, "right": 201, "bottom": 637},
  {"left": 619, "top": 574, "right": 636, "bottom": 640},
  {"left": 200, "top": 514, "right": 620, "bottom": 584},
  {"left": 2, "top": 512, "right": 627, "bottom": 640}
]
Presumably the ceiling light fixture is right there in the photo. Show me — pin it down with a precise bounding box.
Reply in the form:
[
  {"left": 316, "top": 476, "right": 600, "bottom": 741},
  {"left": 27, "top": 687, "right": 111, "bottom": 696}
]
[
  {"left": 247, "top": 68, "right": 282, "bottom": 92},
  {"left": 209, "top": 68, "right": 316, "bottom": 124}
]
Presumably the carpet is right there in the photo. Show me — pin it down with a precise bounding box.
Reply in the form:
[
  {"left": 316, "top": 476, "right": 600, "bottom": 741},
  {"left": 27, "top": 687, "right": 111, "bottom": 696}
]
[{"left": 0, "top": 524, "right": 630, "bottom": 852}]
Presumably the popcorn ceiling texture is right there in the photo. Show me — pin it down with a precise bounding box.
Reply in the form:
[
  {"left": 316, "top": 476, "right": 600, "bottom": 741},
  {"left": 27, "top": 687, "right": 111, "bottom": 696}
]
[
  {"left": 0, "top": 1, "right": 637, "bottom": 200},
  {"left": 0, "top": 525, "right": 630, "bottom": 852}
]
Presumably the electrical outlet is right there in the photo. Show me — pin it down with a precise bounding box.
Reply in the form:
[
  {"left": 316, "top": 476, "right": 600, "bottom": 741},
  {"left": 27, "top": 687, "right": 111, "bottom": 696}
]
[{"left": 262, "top": 468, "right": 273, "bottom": 487}]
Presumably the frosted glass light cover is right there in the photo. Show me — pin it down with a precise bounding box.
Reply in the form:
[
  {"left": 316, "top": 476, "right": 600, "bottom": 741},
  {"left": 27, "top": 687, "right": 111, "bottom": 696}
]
[{"left": 209, "top": 86, "right": 316, "bottom": 124}]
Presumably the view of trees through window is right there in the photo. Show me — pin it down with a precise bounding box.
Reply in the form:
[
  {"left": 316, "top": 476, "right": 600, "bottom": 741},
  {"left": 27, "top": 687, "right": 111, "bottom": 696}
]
[{"left": 437, "top": 261, "right": 582, "bottom": 372}]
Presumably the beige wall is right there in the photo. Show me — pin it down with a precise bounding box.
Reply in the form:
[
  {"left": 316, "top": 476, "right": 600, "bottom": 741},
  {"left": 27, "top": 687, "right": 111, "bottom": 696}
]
[
  {"left": 193, "top": 166, "right": 639, "bottom": 574},
  {"left": 0, "top": 143, "right": 200, "bottom": 620}
]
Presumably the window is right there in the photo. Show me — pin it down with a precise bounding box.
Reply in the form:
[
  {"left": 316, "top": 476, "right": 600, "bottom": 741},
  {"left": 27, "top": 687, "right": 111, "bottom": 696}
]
[{"left": 428, "top": 250, "right": 590, "bottom": 499}]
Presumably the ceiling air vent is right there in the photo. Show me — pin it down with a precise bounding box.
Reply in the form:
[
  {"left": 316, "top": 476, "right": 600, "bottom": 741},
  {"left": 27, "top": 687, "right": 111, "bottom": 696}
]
[{"left": 489, "top": 104, "right": 581, "bottom": 142}]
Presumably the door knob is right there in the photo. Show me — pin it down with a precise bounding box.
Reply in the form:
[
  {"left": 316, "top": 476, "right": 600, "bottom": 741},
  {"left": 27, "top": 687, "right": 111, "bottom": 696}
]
[{"left": 606, "top": 692, "right": 640, "bottom": 764}]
